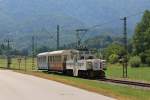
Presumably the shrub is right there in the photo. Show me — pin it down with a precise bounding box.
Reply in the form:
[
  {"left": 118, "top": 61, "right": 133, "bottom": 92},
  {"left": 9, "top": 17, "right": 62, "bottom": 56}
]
[
  {"left": 129, "top": 56, "right": 141, "bottom": 67},
  {"left": 109, "top": 54, "right": 118, "bottom": 64},
  {"left": 146, "top": 57, "right": 150, "bottom": 66}
]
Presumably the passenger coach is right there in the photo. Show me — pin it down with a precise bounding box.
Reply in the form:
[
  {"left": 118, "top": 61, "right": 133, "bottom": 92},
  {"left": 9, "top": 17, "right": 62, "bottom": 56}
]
[{"left": 37, "top": 49, "right": 79, "bottom": 71}]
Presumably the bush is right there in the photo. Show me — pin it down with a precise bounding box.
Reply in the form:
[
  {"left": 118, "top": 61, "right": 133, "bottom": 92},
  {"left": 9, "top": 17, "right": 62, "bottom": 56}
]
[
  {"left": 129, "top": 56, "right": 141, "bottom": 67},
  {"left": 109, "top": 54, "right": 118, "bottom": 64},
  {"left": 146, "top": 57, "right": 150, "bottom": 66}
]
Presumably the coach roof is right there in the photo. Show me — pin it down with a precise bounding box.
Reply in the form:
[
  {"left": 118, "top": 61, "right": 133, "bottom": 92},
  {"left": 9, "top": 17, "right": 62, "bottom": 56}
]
[
  {"left": 37, "top": 49, "right": 79, "bottom": 56},
  {"left": 37, "top": 52, "right": 49, "bottom": 56}
]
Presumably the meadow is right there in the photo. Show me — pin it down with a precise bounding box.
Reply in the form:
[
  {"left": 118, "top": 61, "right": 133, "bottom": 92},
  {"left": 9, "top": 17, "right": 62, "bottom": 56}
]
[{"left": 106, "top": 63, "right": 150, "bottom": 83}]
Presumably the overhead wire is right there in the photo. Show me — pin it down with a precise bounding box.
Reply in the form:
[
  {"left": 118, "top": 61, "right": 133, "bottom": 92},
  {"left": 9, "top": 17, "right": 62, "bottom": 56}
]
[{"left": 42, "top": 11, "right": 145, "bottom": 48}]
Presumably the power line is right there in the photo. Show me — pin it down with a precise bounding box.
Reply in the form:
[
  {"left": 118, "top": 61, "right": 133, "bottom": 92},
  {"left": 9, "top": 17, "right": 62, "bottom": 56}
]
[
  {"left": 76, "top": 29, "right": 88, "bottom": 49},
  {"left": 73, "top": 11, "right": 145, "bottom": 44},
  {"left": 126, "top": 11, "right": 144, "bottom": 18}
]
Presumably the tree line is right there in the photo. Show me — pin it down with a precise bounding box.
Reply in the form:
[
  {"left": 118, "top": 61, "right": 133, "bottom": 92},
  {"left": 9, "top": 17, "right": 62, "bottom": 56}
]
[{"left": 101, "top": 10, "right": 150, "bottom": 67}]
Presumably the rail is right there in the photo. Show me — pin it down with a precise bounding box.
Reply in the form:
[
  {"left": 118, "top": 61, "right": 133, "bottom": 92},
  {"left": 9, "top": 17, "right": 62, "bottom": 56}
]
[{"left": 99, "top": 78, "right": 150, "bottom": 88}]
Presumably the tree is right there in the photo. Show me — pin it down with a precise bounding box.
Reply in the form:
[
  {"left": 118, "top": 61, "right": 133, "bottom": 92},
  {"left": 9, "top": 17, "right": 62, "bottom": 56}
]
[
  {"left": 133, "top": 10, "right": 150, "bottom": 63},
  {"left": 103, "top": 43, "right": 125, "bottom": 62}
]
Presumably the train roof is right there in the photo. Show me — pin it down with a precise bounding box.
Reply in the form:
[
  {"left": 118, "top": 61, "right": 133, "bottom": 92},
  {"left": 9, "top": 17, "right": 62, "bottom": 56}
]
[
  {"left": 49, "top": 50, "right": 66, "bottom": 55},
  {"left": 37, "top": 52, "right": 49, "bottom": 56},
  {"left": 37, "top": 49, "right": 79, "bottom": 56}
]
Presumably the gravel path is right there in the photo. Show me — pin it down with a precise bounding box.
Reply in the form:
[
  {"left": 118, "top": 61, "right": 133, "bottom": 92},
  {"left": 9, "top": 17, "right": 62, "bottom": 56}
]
[{"left": 0, "top": 70, "right": 116, "bottom": 100}]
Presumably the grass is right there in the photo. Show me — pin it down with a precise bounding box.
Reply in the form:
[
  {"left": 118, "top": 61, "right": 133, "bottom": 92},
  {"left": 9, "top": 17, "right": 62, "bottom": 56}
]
[
  {"left": 0, "top": 57, "right": 37, "bottom": 71},
  {"left": 106, "top": 63, "right": 150, "bottom": 82},
  {"left": 16, "top": 70, "right": 150, "bottom": 100}
]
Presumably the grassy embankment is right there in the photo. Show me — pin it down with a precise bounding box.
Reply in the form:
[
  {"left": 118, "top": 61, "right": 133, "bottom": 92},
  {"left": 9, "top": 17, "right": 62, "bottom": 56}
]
[
  {"left": 106, "top": 63, "right": 150, "bottom": 83},
  {"left": 0, "top": 57, "right": 36, "bottom": 70}
]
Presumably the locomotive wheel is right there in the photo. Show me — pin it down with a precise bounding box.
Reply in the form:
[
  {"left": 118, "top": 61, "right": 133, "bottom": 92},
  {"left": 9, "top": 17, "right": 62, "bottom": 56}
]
[
  {"left": 99, "top": 70, "right": 105, "bottom": 79},
  {"left": 88, "top": 71, "right": 94, "bottom": 79},
  {"left": 66, "top": 70, "right": 73, "bottom": 76}
]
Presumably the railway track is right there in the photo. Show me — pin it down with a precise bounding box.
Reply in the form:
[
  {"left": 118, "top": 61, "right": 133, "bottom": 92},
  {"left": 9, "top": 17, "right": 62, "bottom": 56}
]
[{"left": 99, "top": 78, "right": 150, "bottom": 88}]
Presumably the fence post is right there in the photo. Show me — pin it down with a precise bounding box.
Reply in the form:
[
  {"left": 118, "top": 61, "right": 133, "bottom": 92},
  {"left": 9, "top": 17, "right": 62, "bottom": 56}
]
[
  {"left": 24, "top": 56, "right": 27, "bottom": 71},
  {"left": 18, "top": 57, "right": 21, "bottom": 70}
]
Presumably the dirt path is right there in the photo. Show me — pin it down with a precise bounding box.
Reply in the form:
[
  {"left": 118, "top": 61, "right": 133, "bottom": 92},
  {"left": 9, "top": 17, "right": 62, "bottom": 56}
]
[{"left": 0, "top": 70, "right": 115, "bottom": 100}]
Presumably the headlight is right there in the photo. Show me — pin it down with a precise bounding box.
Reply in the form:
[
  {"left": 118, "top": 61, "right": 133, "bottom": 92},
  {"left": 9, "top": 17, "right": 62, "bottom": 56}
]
[{"left": 87, "top": 62, "right": 92, "bottom": 68}]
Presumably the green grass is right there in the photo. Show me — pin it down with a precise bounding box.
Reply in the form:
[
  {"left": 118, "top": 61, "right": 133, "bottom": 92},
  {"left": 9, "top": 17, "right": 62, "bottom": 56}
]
[
  {"left": 106, "top": 63, "right": 150, "bottom": 82},
  {"left": 0, "top": 57, "right": 37, "bottom": 71},
  {"left": 17, "top": 71, "right": 150, "bottom": 100}
]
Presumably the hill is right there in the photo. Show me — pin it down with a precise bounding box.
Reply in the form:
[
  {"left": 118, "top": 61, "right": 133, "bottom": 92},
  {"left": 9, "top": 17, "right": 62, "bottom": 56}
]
[{"left": 0, "top": 0, "right": 150, "bottom": 50}]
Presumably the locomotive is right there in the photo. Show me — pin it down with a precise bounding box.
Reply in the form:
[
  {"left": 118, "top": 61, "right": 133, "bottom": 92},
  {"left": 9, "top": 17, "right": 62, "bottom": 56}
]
[{"left": 37, "top": 49, "right": 106, "bottom": 78}]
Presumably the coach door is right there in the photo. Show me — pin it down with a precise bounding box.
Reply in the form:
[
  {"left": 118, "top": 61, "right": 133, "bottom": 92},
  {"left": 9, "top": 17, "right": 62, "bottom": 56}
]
[{"left": 63, "top": 55, "right": 67, "bottom": 70}]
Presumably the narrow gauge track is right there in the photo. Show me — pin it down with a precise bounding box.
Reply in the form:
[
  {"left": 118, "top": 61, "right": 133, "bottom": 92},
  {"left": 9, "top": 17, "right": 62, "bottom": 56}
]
[{"left": 99, "top": 78, "right": 150, "bottom": 88}]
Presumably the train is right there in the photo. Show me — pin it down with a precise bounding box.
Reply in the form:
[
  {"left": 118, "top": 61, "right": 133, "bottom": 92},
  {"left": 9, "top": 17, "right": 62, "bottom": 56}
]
[{"left": 37, "top": 49, "right": 106, "bottom": 78}]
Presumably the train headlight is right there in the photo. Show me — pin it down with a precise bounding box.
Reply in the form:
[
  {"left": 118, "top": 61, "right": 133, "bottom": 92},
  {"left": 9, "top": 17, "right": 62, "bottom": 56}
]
[{"left": 87, "top": 62, "right": 92, "bottom": 68}]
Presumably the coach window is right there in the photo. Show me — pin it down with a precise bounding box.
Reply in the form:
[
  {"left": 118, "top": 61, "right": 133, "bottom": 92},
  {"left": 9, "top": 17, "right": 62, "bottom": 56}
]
[
  {"left": 59, "top": 56, "right": 61, "bottom": 62},
  {"left": 49, "top": 56, "right": 52, "bottom": 62},
  {"left": 52, "top": 56, "right": 54, "bottom": 62},
  {"left": 41, "top": 57, "right": 43, "bottom": 63},
  {"left": 54, "top": 56, "right": 56, "bottom": 62},
  {"left": 57, "top": 56, "right": 59, "bottom": 62},
  {"left": 56, "top": 56, "right": 58, "bottom": 62},
  {"left": 50, "top": 56, "right": 52, "bottom": 62},
  {"left": 55, "top": 56, "right": 57, "bottom": 62},
  {"left": 49, "top": 56, "right": 50, "bottom": 62},
  {"left": 42, "top": 57, "right": 44, "bottom": 63},
  {"left": 51, "top": 56, "right": 53, "bottom": 62}
]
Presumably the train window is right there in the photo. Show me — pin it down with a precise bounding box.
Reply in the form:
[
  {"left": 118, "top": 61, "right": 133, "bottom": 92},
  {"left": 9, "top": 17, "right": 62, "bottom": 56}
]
[
  {"left": 80, "top": 56, "right": 84, "bottom": 60},
  {"left": 49, "top": 56, "right": 53, "bottom": 62},
  {"left": 63, "top": 55, "right": 67, "bottom": 62},
  {"left": 50, "top": 56, "right": 52, "bottom": 62},
  {"left": 49, "top": 56, "right": 51, "bottom": 62},
  {"left": 56, "top": 56, "right": 59, "bottom": 62},
  {"left": 71, "top": 55, "right": 73, "bottom": 59},
  {"left": 88, "top": 56, "right": 94, "bottom": 59},
  {"left": 52, "top": 56, "right": 54, "bottom": 62},
  {"left": 58, "top": 56, "right": 61, "bottom": 62},
  {"left": 55, "top": 56, "right": 57, "bottom": 62}
]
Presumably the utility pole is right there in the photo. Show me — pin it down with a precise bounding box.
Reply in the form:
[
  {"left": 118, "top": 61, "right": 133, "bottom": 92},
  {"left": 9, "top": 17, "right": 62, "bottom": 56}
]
[
  {"left": 121, "top": 17, "right": 128, "bottom": 78},
  {"left": 32, "top": 36, "right": 35, "bottom": 70},
  {"left": 57, "top": 25, "right": 60, "bottom": 50},
  {"left": 76, "top": 29, "right": 88, "bottom": 49},
  {"left": 5, "top": 39, "right": 12, "bottom": 69}
]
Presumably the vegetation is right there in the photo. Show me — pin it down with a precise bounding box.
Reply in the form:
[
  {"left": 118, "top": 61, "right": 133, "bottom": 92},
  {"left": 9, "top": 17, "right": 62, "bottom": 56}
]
[
  {"left": 0, "top": 57, "right": 37, "bottom": 71},
  {"left": 108, "top": 54, "right": 119, "bottom": 64},
  {"left": 133, "top": 10, "right": 150, "bottom": 64},
  {"left": 106, "top": 63, "right": 150, "bottom": 82},
  {"left": 129, "top": 56, "right": 141, "bottom": 67},
  {"left": 103, "top": 43, "right": 124, "bottom": 62},
  {"left": 96, "top": 10, "right": 150, "bottom": 67}
]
